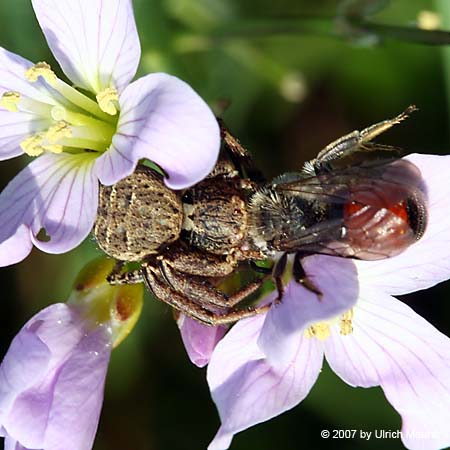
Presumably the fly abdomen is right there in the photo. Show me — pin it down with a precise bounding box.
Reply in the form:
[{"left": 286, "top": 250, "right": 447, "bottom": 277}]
[{"left": 340, "top": 186, "right": 428, "bottom": 260}]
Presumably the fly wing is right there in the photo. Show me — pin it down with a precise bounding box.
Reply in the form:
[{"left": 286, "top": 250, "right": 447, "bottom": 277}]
[
  {"left": 279, "top": 158, "right": 425, "bottom": 202},
  {"left": 272, "top": 158, "right": 427, "bottom": 260}
]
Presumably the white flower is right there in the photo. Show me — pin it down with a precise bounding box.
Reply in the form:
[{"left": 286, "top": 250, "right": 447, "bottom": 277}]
[{"left": 0, "top": 0, "right": 220, "bottom": 266}]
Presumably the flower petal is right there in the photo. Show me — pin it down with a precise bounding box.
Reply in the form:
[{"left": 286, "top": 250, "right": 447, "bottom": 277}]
[
  {"left": 258, "top": 255, "right": 359, "bottom": 366},
  {"left": 0, "top": 325, "right": 51, "bottom": 419},
  {"left": 0, "top": 304, "right": 84, "bottom": 409},
  {"left": 42, "top": 327, "right": 111, "bottom": 450},
  {"left": 95, "top": 73, "right": 220, "bottom": 189},
  {"left": 325, "top": 289, "right": 450, "bottom": 450},
  {"left": 0, "top": 303, "right": 111, "bottom": 450},
  {"left": 207, "top": 314, "right": 323, "bottom": 450},
  {"left": 0, "top": 152, "right": 98, "bottom": 266},
  {"left": 0, "top": 111, "right": 50, "bottom": 161},
  {"left": 176, "top": 315, "right": 226, "bottom": 368},
  {"left": 356, "top": 154, "right": 450, "bottom": 295},
  {"left": 0, "top": 225, "right": 33, "bottom": 267},
  {"left": 0, "top": 47, "right": 56, "bottom": 103},
  {"left": 0, "top": 47, "right": 60, "bottom": 160},
  {"left": 4, "top": 437, "right": 26, "bottom": 450},
  {"left": 31, "top": 0, "right": 140, "bottom": 93}
]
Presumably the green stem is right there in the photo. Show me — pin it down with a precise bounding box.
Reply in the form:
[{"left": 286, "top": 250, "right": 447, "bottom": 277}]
[
  {"left": 175, "top": 16, "right": 450, "bottom": 52},
  {"left": 352, "top": 20, "right": 450, "bottom": 45}
]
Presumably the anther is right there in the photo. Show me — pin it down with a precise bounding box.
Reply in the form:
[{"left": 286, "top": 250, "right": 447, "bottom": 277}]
[
  {"left": 96, "top": 88, "right": 119, "bottom": 115},
  {"left": 20, "top": 133, "right": 45, "bottom": 156},
  {"left": 340, "top": 309, "right": 354, "bottom": 335},
  {"left": 45, "top": 121, "right": 72, "bottom": 143},
  {"left": 1, "top": 91, "right": 20, "bottom": 112},
  {"left": 25, "top": 62, "right": 57, "bottom": 86},
  {"left": 305, "top": 323, "right": 330, "bottom": 340}
]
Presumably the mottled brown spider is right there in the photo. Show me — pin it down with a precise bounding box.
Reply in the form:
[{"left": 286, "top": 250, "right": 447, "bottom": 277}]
[{"left": 94, "top": 126, "right": 272, "bottom": 325}]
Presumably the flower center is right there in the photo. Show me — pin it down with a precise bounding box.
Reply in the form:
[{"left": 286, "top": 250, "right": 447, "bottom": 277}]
[
  {"left": 305, "top": 308, "right": 354, "bottom": 340},
  {"left": 1, "top": 62, "right": 119, "bottom": 157}
]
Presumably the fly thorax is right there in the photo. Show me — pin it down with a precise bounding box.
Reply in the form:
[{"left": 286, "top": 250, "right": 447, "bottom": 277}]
[{"left": 249, "top": 186, "right": 314, "bottom": 252}]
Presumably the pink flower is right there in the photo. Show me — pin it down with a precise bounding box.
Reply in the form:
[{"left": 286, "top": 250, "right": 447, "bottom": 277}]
[
  {"left": 0, "top": 258, "right": 144, "bottom": 450},
  {"left": 0, "top": 0, "right": 220, "bottom": 267},
  {"left": 177, "top": 315, "right": 227, "bottom": 368},
  {"left": 0, "top": 304, "right": 111, "bottom": 450},
  {"left": 203, "top": 154, "right": 450, "bottom": 450}
]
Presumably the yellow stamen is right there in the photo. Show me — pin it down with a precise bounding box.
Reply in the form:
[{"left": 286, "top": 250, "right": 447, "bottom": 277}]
[
  {"left": 57, "top": 137, "right": 110, "bottom": 152},
  {"left": 1, "top": 91, "right": 20, "bottom": 112},
  {"left": 25, "top": 62, "right": 57, "bottom": 86},
  {"left": 20, "top": 133, "right": 45, "bottom": 156},
  {"left": 305, "top": 323, "right": 330, "bottom": 340},
  {"left": 53, "top": 80, "right": 116, "bottom": 123},
  {"left": 96, "top": 87, "right": 119, "bottom": 115},
  {"left": 45, "top": 121, "right": 72, "bottom": 143},
  {"left": 21, "top": 126, "right": 69, "bottom": 156},
  {"left": 340, "top": 309, "right": 354, "bottom": 336},
  {"left": 51, "top": 105, "right": 115, "bottom": 143}
]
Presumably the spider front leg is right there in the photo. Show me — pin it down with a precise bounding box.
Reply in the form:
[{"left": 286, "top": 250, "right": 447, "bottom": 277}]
[
  {"left": 143, "top": 266, "right": 270, "bottom": 326},
  {"left": 158, "top": 246, "right": 238, "bottom": 278},
  {"left": 107, "top": 261, "right": 144, "bottom": 285},
  {"left": 218, "top": 119, "right": 266, "bottom": 183},
  {"left": 158, "top": 259, "right": 269, "bottom": 309}
]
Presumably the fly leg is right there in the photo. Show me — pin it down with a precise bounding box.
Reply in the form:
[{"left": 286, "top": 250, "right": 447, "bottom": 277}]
[
  {"left": 359, "top": 105, "right": 417, "bottom": 143},
  {"left": 310, "top": 105, "right": 417, "bottom": 172},
  {"left": 272, "top": 253, "right": 288, "bottom": 304},
  {"left": 293, "top": 252, "right": 323, "bottom": 298}
]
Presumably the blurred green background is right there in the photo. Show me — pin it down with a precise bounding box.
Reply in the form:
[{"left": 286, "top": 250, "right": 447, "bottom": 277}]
[{"left": 1, "top": 0, "right": 450, "bottom": 449}]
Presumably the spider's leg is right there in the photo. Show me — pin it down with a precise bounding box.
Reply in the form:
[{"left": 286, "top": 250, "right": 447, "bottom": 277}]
[
  {"left": 218, "top": 119, "right": 266, "bottom": 183},
  {"left": 143, "top": 266, "right": 270, "bottom": 326},
  {"left": 158, "top": 259, "right": 268, "bottom": 309},
  {"left": 160, "top": 246, "right": 238, "bottom": 278},
  {"left": 107, "top": 261, "right": 144, "bottom": 285}
]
